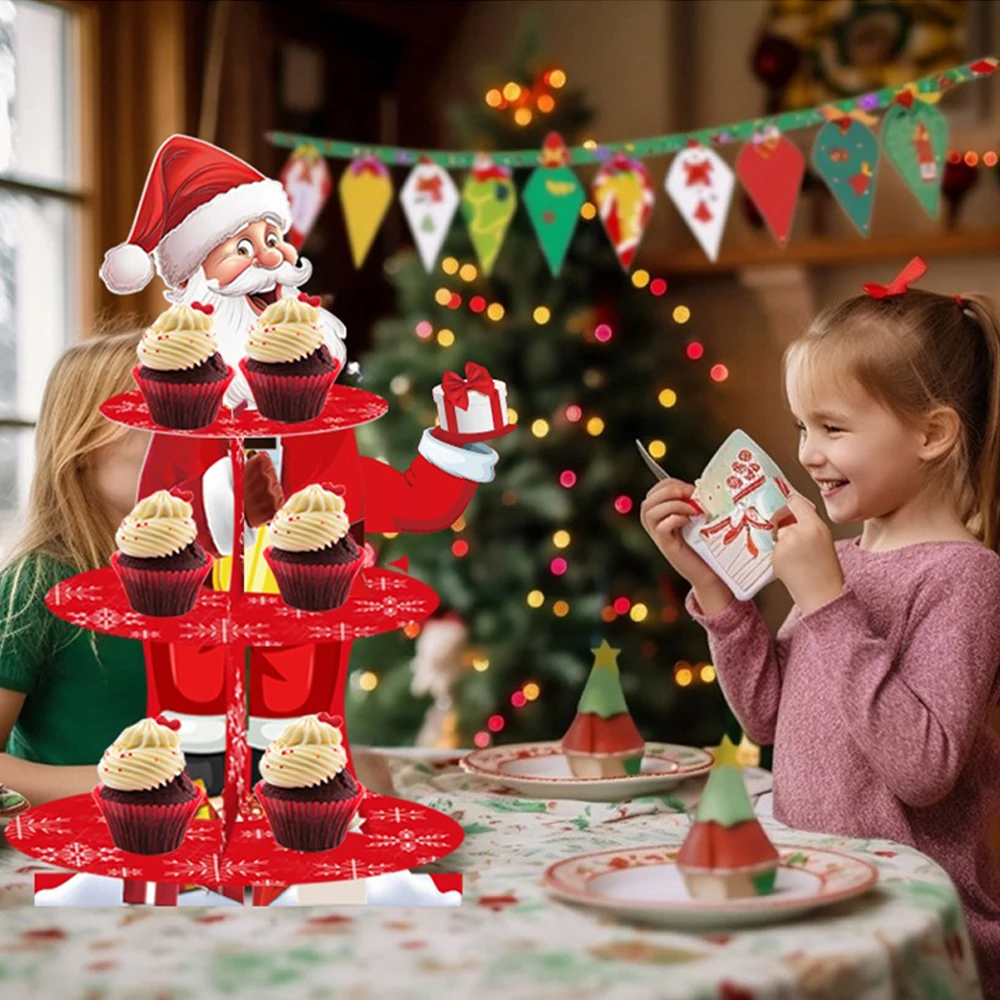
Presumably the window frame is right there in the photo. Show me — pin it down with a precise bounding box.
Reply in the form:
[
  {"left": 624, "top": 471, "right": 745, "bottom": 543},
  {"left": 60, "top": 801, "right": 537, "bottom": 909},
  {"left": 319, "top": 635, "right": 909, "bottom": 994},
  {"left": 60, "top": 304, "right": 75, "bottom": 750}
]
[{"left": 0, "top": 0, "right": 94, "bottom": 437}]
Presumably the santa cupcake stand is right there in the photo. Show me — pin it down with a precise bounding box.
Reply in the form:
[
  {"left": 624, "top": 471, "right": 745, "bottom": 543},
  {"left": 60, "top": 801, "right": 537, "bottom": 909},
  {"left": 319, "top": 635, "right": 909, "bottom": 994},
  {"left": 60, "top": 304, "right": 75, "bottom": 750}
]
[{"left": 6, "top": 386, "right": 464, "bottom": 904}]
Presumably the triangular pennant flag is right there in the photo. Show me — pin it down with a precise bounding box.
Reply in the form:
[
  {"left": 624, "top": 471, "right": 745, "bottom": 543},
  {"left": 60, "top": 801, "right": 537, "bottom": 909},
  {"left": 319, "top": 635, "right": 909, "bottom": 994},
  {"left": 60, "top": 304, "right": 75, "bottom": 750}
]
[
  {"left": 339, "top": 155, "right": 394, "bottom": 268},
  {"left": 665, "top": 144, "right": 735, "bottom": 262},
  {"left": 880, "top": 98, "right": 948, "bottom": 218},
  {"left": 735, "top": 128, "right": 805, "bottom": 246},
  {"left": 400, "top": 158, "right": 461, "bottom": 272},
  {"left": 523, "top": 132, "right": 585, "bottom": 277},
  {"left": 811, "top": 118, "right": 880, "bottom": 236},
  {"left": 461, "top": 154, "right": 517, "bottom": 276},
  {"left": 591, "top": 152, "right": 655, "bottom": 272},
  {"left": 280, "top": 145, "right": 332, "bottom": 250}
]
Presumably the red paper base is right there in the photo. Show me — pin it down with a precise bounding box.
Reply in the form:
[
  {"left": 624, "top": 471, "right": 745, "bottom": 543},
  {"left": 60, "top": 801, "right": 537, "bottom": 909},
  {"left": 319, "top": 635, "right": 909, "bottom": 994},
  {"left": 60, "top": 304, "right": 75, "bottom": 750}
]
[
  {"left": 430, "top": 422, "right": 517, "bottom": 446},
  {"left": 100, "top": 385, "right": 388, "bottom": 438},
  {"left": 8, "top": 792, "right": 463, "bottom": 886},
  {"left": 45, "top": 566, "right": 438, "bottom": 646}
]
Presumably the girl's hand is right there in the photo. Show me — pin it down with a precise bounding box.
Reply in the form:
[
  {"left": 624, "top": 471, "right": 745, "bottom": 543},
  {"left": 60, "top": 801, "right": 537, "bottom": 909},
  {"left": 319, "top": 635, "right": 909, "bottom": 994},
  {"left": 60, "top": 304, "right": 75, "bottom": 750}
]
[
  {"left": 771, "top": 494, "right": 845, "bottom": 613},
  {"left": 640, "top": 478, "right": 731, "bottom": 598}
]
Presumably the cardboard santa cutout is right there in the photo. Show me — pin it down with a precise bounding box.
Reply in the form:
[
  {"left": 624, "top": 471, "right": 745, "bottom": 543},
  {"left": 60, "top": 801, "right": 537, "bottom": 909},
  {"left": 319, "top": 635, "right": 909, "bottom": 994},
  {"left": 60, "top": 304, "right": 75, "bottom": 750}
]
[{"left": 102, "top": 135, "right": 500, "bottom": 793}]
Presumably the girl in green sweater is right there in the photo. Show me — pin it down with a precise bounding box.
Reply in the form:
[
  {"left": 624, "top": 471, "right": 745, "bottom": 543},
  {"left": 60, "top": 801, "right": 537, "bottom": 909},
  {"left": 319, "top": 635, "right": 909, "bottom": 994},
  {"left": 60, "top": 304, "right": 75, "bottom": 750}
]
[{"left": 0, "top": 331, "right": 149, "bottom": 805}]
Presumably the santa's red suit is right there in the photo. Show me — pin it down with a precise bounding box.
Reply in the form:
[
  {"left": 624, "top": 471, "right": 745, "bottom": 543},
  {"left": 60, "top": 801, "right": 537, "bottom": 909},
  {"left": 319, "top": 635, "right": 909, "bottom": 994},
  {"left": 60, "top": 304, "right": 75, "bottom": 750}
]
[{"left": 101, "top": 135, "right": 498, "bottom": 793}]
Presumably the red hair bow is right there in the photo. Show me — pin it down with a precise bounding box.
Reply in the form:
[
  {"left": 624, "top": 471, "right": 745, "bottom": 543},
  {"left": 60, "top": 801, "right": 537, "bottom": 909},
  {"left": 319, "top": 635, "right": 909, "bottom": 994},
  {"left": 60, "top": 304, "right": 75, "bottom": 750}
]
[
  {"left": 154, "top": 714, "right": 182, "bottom": 731},
  {"left": 190, "top": 301, "right": 214, "bottom": 315},
  {"left": 298, "top": 292, "right": 322, "bottom": 307},
  {"left": 862, "top": 256, "right": 927, "bottom": 299},
  {"left": 441, "top": 361, "right": 494, "bottom": 411}
]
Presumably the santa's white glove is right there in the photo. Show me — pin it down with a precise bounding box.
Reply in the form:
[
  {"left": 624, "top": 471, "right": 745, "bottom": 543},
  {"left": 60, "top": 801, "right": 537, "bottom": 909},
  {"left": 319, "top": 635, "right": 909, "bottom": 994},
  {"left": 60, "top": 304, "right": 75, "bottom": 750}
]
[{"left": 417, "top": 428, "right": 498, "bottom": 484}]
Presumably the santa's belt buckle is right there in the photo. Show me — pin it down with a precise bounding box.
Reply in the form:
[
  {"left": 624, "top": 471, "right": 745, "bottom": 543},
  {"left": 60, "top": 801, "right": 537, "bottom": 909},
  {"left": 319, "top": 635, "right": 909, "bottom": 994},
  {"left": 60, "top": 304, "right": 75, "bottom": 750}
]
[{"left": 245, "top": 437, "right": 277, "bottom": 451}]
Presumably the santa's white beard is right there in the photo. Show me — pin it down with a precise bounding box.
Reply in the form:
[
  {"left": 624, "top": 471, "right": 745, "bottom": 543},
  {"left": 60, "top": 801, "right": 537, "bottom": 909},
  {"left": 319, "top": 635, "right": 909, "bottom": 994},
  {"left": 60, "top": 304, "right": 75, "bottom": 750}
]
[{"left": 165, "top": 264, "right": 347, "bottom": 408}]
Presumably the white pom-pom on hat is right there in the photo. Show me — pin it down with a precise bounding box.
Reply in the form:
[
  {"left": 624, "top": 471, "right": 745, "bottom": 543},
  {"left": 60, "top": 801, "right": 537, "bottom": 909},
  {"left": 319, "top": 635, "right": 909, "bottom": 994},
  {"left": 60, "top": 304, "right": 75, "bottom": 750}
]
[{"left": 100, "top": 242, "right": 156, "bottom": 295}]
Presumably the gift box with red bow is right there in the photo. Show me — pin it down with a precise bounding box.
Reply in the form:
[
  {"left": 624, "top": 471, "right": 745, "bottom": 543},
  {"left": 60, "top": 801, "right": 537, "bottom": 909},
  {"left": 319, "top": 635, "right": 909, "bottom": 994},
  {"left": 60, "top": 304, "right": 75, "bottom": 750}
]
[{"left": 431, "top": 361, "right": 510, "bottom": 444}]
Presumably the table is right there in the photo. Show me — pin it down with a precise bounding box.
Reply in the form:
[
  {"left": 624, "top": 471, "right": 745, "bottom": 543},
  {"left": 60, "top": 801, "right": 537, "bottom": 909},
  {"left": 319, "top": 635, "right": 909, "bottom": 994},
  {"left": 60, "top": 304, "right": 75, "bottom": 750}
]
[{"left": 0, "top": 750, "right": 981, "bottom": 1000}]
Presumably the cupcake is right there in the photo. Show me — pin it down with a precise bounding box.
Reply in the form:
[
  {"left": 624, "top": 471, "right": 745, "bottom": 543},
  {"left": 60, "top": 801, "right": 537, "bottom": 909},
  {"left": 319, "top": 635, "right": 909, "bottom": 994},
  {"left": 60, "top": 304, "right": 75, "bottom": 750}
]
[
  {"left": 254, "top": 713, "right": 364, "bottom": 852},
  {"left": 92, "top": 715, "right": 206, "bottom": 855},
  {"left": 263, "top": 483, "right": 363, "bottom": 611},
  {"left": 133, "top": 303, "right": 233, "bottom": 429},
  {"left": 239, "top": 293, "right": 340, "bottom": 422},
  {"left": 112, "top": 490, "right": 213, "bottom": 616}
]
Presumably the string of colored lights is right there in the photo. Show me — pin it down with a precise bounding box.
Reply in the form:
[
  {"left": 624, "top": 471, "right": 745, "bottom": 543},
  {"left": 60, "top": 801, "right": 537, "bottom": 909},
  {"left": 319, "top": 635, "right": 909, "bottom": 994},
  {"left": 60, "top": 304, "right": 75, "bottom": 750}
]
[{"left": 268, "top": 58, "right": 996, "bottom": 168}]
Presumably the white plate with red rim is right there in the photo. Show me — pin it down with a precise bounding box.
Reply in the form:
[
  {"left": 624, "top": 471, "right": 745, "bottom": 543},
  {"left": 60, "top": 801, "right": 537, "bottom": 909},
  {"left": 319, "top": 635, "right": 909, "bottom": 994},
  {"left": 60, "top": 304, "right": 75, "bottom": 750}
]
[
  {"left": 543, "top": 844, "right": 879, "bottom": 930},
  {"left": 459, "top": 741, "right": 714, "bottom": 802}
]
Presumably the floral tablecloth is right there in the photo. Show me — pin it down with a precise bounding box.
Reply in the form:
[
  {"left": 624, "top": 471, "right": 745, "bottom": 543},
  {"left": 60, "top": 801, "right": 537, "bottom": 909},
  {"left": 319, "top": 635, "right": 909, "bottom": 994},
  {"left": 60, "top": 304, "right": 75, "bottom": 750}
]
[{"left": 0, "top": 751, "right": 981, "bottom": 1000}]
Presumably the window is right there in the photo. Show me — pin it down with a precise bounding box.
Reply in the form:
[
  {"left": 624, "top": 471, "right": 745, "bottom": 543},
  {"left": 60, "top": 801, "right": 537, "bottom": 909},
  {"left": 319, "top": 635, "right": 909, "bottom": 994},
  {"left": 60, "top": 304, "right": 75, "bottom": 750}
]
[{"left": 0, "top": 0, "right": 84, "bottom": 549}]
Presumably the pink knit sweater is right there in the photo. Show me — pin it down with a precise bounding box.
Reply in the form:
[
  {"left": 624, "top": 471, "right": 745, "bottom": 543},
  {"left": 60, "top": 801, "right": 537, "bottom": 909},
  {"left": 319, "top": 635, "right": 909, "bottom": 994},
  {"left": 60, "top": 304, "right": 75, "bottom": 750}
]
[{"left": 686, "top": 538, "right": 1000, "bottom": 995}]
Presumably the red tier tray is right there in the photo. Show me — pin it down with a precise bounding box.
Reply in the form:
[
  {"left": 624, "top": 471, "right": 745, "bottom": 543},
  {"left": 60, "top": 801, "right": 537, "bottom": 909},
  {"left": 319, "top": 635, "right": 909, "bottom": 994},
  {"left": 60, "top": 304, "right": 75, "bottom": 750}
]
[
  {"left": 100, "top": 385, "right": 388, "bottom": 438},
  {"left": 45, "top": 565, "right": 438, "bottom": 645},
  {"left": 6, "top": 792, "right": 463, "bottom": 886}
]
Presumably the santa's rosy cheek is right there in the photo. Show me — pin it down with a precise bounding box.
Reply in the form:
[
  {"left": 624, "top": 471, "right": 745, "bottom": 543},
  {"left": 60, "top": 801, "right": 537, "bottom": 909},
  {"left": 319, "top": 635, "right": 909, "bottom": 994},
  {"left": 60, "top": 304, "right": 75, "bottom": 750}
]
[{"left": 206, "top": 255, "right": 253, "bottom": 288}]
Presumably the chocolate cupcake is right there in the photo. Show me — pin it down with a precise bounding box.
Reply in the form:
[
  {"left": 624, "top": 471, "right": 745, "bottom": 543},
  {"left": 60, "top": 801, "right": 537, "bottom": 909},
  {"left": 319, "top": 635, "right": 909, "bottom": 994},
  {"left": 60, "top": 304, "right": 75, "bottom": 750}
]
[
  {"left": 92, "top": 715, "right": 206, "bottom": 855},
  {"left": 239, "top": 294, "right": 340, "bottom": 422},
  {"left": 112, "top": 490, "right": 213, "bottom": 617},
  {"left": 264, "top": 484, "right": 363, "bottom": 611},
  {"left": 133, "top": 304, "right": 233, "bottom": 429},
  {"left": 254, "top": 713, "right": 364, "bottom": 852}
]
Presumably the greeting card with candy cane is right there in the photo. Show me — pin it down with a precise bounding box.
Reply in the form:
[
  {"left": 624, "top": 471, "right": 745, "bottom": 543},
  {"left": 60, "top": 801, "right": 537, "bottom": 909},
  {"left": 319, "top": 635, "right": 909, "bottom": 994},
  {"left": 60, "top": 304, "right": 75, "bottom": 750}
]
[{"left": 681, "top": 430, "right": 793, "bottom": 601}]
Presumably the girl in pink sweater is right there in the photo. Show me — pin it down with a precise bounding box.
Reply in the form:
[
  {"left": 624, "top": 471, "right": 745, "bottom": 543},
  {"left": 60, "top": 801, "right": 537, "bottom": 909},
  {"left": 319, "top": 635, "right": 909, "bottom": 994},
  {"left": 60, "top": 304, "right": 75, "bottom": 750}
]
[{"left": 641, "top": 258, "right": 1000, "bottom": 994}]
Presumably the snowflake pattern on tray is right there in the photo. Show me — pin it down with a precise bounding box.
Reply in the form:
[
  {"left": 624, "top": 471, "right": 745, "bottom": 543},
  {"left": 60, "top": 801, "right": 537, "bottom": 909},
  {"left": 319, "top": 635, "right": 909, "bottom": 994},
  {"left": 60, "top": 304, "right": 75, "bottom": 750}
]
[
  {"left": 7, "top": 792, "right": 463, "bottom": 886},
  {"left": 100, "top": 386, "right": 389, "bottom": 438},
  {"left": 46, "top": 568, "right": 438, "bottom": 645}
]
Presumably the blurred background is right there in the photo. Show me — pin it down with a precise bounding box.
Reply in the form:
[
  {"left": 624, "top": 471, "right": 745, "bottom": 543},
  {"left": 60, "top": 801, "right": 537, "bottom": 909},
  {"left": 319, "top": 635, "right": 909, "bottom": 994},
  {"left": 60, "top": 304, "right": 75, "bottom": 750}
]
[{"left": 0, "top": 0, "right": 998, "bottom": 752}]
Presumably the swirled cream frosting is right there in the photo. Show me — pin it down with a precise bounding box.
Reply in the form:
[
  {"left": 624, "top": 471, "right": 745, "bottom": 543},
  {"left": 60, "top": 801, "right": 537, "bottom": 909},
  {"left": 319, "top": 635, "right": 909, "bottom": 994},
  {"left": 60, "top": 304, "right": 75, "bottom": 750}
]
[
  {"left": 268, "top": 484, "right": 349, "bottom": 553},
  {"left": 138, "top": 305, "right": 218, "bottom": 371},
  {"left": 97, "top": 717, "right": 185, "bottom": 791},
  {"left": 246, "top": 296, "right": 324, "bottom": 364},
  {"left": 115, "top": 490, "right": 197, "bottom": 559},
  {"left": 259, "top": 714, "right": 348, "bottom": 789}
]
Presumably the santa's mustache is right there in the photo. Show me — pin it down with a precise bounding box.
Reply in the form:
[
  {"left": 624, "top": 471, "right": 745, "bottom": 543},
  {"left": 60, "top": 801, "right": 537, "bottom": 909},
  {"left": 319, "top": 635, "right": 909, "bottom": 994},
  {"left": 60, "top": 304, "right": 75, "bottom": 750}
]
[{"left": 207, "top": 257, "right": 312, "bottom": 297}]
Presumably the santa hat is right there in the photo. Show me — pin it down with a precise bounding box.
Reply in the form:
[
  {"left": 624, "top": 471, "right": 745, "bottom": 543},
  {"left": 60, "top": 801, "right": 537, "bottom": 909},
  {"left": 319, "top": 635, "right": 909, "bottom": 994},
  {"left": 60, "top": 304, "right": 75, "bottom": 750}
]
[{"left": 100, "top": 134, "right": 292, "bottom": 294}]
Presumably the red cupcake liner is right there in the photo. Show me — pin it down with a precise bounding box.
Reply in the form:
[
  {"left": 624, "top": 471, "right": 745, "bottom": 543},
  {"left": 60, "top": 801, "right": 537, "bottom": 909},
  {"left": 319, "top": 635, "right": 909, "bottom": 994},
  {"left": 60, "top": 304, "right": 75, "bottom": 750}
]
[
  {"left": 263, "top": 546, "right": 363, "bottom": 611},
  {"left": 239, "top": 357, "right": 339, "bottom": 423},
  {"left": 91, "top": 782, "right": 206, "bottom": 855},
  {"left": 133, "top": 364, "right": 234, "bottom": 430},
  {"left": 254, "top": 779, "right": 365, "bottom": 852},
  {"left": 112, "top": 551, "right": 213, "bottom": 617}
]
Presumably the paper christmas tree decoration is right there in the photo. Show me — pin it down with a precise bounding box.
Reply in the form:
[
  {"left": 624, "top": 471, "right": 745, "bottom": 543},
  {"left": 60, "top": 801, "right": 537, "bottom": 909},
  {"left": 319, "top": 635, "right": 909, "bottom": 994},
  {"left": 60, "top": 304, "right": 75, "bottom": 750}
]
[
  {"left": 675, "top": 765, "right": 779, "bottom": 901},
  {"left": 561, "top": 640, "right": 645, "bottom": 778},
  {"left": 665, "top": 144, "right": 735, "bottom": 262},
  {"left": 812, "top": 117, "right": 880, "bottom": 236},
  {"left": 681, "top": 430, "right": 793, "bottom": 601},
  {"left": 339, "top": 155, "right": 394, "bottom": 268},
  {"left": 592, "top": 152, "right": 655, "bottom": 272},
  {"left": 280, "top": 145, "right": 332, "bottom": 249},
  {"left": 461, "top": 154, "right": 517, "bottom": 276},
  {"left": 880, "top": 96, "right": 948, "bottom": 218},
  {"left": 400, "top": 158, "right": 461, "bottom": 273},
  {"left": 523, "top": 132, "right": 586, "bottom": 277},
  {"left": 735, "top": 128, "right": 805, "bottom": 246}
]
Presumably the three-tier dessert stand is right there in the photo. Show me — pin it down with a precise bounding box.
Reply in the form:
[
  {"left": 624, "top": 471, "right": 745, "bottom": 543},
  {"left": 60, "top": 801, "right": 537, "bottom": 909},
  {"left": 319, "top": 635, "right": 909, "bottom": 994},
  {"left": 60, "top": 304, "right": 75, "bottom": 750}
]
[{"left": 7, "top": 385, "right": 464, "bottom": 904}]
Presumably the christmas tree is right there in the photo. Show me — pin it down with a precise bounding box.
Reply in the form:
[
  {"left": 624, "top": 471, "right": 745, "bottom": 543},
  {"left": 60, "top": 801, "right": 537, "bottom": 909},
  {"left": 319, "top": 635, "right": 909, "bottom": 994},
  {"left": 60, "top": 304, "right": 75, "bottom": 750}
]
[{"left": 345, "top": 28, "right": 730, "bottom": 752}]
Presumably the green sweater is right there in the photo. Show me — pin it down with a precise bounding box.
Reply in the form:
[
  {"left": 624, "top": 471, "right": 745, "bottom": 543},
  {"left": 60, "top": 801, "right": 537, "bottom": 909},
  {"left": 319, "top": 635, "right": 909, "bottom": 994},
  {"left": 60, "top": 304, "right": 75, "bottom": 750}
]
[{"left": 0, "top": 554, "right": 146, "bottom": 765}]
